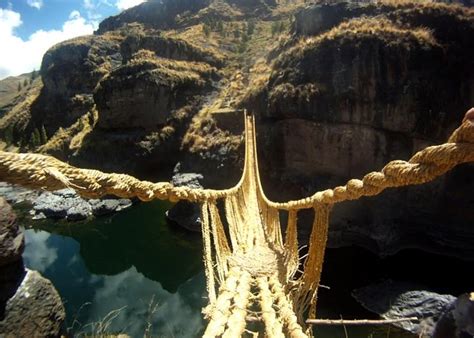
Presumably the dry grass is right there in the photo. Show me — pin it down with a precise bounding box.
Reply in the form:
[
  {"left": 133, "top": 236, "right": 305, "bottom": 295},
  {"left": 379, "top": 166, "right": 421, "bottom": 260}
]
[
  {"left": 177, "top": 18, "right": 284, "bottom": 153},
  {"left": 163, "top": 24, "right": 228, "bottom": 65},
  {"left": 39, "top": 108, "right": 98, "bottom": 155},
  {"left": 377, "top": 0, "right": 472, "bottom": 12},
  {"left": 272, "top": 0, "right": 307, "bottom": 16},
  {"left": 0, "top": 80, "right": 42, "bottom": 131},
  {"left": 238, "top": 58, "right": 272, "bottom": 107},
  {"left": 181, "top": 104, "right": 242, "bottom": 154},
  {"left": 288, "top": 16, "right": 437, "bottom": 60},
  {"left": 131, "top": 50, "right": 218, "bottom": 80}
]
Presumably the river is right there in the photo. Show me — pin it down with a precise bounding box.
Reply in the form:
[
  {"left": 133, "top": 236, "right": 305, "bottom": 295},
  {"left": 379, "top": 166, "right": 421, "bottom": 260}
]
[{"left": 21, "top": 200, "right": 416, "bottom": 337}]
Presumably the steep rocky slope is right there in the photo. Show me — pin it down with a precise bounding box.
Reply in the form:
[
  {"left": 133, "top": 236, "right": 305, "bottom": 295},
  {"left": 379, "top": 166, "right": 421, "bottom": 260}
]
[
  {"left": 0, "top": 0, "right": 473, "bottom": 258},
  {"left": 243, "top": 1, "right": 474, "bottom": 258}
]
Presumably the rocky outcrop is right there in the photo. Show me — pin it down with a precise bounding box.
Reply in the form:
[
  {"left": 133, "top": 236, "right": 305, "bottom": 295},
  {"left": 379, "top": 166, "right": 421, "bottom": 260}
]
[
  {"left": 243, "top": 1, "right": 474, "bottom": 259},
  {"left": 95, "top": 54, "right": 218, "bottom": 130},
  {"left": 97, "top": 0, "right": 211, "bottom": 34},
  {"left": 0, "top": 198, "right": 65, "bottom": 337},
  {"left": 0, "top": 18, "right": 223, "bottom": 175},
  {"left": 120, "top": 29, "right": 224, "bottom": 67},
  {"left": 32, "top": 34, "right": 123, "bottom": 133}
]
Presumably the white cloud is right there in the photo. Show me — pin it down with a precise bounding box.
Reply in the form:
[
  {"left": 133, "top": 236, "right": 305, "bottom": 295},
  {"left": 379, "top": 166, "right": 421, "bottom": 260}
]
[
  {"left": 69, "top": 10, "right": 81, "bottom": 19},
  {"left": 82, "top": 0, "right": 115, "bottom": 23},
  {"left": 83, "top": 0, "right": 95, "bottom": 10},
  {"left": 0, "top": 8, "right": 95, "bottom": 79},
  {"left": 116, "top": 0, "right": 146, "bottom": 10},
  {"left": 27, "top": 0, "right": 43, "bottom": 10}
]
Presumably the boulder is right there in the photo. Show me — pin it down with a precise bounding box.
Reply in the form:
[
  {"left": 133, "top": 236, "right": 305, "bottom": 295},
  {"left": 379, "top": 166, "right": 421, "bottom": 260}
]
[
  {"left": 166, "top": 172, "right": 203, "bottom": 232},
  {"left": 8, "top": 187, "right": 134, "bottom": 221},
  {"left": 0, "top": 198, "right": 25, "bottom": 315},
  {"left": 33, "top": 189, "right": 91, "bottom": 220},
  {"left": 0, "top": 199, "right": 65, "bottom": 337},
  {"left": 66, "top": 204, "right": 91, "bottom": 221},
  {"left": 0, "top": 182, "right": 40, "bottom": 205},
  {"left": 352, "top": 280, "right": 456, "bottom": 336},
  {"left": 171, "top": 172, "right": 204, "bottom": 189},
  {"left": 89, "top": 198, "right": 133, "bottom": 216},
  {"left": 0, "top": 269, "right": 65, "bottom": 337},
  {"left": 0, "top": 198, "right": 24, "bottom": 267},
  {"left": 433, "top": 292, "right": 474, "bottom": 338}
]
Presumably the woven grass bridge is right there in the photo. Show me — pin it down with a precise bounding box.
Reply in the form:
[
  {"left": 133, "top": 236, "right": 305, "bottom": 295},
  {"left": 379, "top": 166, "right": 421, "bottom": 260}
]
[{"left": 1, "top": 113, "right": 473, "bottom": 337}]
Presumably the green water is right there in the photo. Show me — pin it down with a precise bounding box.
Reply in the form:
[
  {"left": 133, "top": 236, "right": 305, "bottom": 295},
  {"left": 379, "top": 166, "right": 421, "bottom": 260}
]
[
  {"left": 21, "top": 201, "right": 414, "bottom": 338},
  {"left": 22, "top": 201, "right": 206, "bottom": 337}
]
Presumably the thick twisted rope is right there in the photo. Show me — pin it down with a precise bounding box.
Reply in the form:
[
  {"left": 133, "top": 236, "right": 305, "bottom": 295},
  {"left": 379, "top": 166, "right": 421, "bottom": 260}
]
[
  {"left": 0, "top": 152, "right": 235, "bottom": 202},
  {"left": 258, "top": 276, "right": 286, "bottom": 338},
  {"left": 202, "top": 267, "right": 241, "bottom": 338}
]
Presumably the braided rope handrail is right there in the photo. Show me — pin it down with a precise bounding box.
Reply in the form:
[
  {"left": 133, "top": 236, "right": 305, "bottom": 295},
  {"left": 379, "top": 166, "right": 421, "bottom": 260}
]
[
  {"left": 0, "top": 118, "right": 472, "bottom": 209},
  {"left": 0, "top": 151, "right": 234, "bottom": 202}
]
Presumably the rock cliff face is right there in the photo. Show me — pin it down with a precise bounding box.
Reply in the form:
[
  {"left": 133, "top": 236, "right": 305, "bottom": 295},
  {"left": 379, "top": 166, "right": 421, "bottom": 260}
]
[
  {"left": 244, "top": 1, "right": 474, "bottom": 258},
  {"left": 33, "top": 34, "right": 123, "bottom": 132},
  {"left": 8, "top": 19, "right": 223, "bottom": 175}
]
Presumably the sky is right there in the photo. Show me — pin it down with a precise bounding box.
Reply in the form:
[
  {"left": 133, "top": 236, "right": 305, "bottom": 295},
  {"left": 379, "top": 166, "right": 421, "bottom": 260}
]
[{"left": 0, "top": 0, "right": 146, "bottom": 79}]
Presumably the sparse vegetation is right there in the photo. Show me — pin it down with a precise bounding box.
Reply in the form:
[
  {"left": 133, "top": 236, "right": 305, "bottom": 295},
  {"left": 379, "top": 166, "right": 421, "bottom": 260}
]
[
  {"left": 203, "top": 22, "right": 211, "bottom": 37},
  {"left": 271, "top": 20, "right": 286, "bottom": 36},
  {"left": 284, "top": 16, "right": 437, "bottom": 63},
  {"left": 29, "top": 128, "right": 41, "bottom": 148},
  {"left": 39, "top": 109, "right": 98, "bottom": 156}
]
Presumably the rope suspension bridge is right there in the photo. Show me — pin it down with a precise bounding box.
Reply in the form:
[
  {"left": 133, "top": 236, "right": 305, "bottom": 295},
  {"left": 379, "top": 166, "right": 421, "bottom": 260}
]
[{"left": 1, "top": 112, "right": 473, "bottom": 337}]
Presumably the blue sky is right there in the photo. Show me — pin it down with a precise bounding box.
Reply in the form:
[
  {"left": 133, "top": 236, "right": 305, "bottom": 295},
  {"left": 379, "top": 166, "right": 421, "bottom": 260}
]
[{"left": 0, "top": 0, "right": 146, "bottom": 79}]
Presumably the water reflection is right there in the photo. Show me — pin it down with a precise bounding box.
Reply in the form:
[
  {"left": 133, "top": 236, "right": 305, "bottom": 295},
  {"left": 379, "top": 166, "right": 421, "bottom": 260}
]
[
  {"left": 87, "top": 267, "right": 205, "bottom": 337},
  {"left": 22, "top": 201, "right": 206, "bottom": 337},
  {"left": 23, "top": 230, "right": 58, "bottom": 271}
]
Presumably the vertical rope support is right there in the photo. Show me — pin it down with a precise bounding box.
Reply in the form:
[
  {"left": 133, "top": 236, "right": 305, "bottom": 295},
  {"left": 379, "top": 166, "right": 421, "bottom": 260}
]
[
  {"left": 261, "top": 203, "right": 284, "bottom": 248},
  {"left": 203, "top": 268, "right": 241, "bottom": 338},
  {"left": 224, "top": 195, "right": 240, "bottom": 251},
  {"left": 284, "top": 209, "right": 299, "bottom": 280},
  {"left": 222, "top": 270, "right": 252, "bottom": 338},
  {"left": 258, "top": 276, "right": 286, "bottom": 338},
  {"left": 269, "top": 276, "right": 308, "bottom": 338},
  {"left": 295, "top": 203, "right": 331, "bottom": 324},
  {"left": 209, "top": 201, "right": 231, "bottom": 283},
  {"left": 201, "top": 202, "right": 217, "bottom": 304}
]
